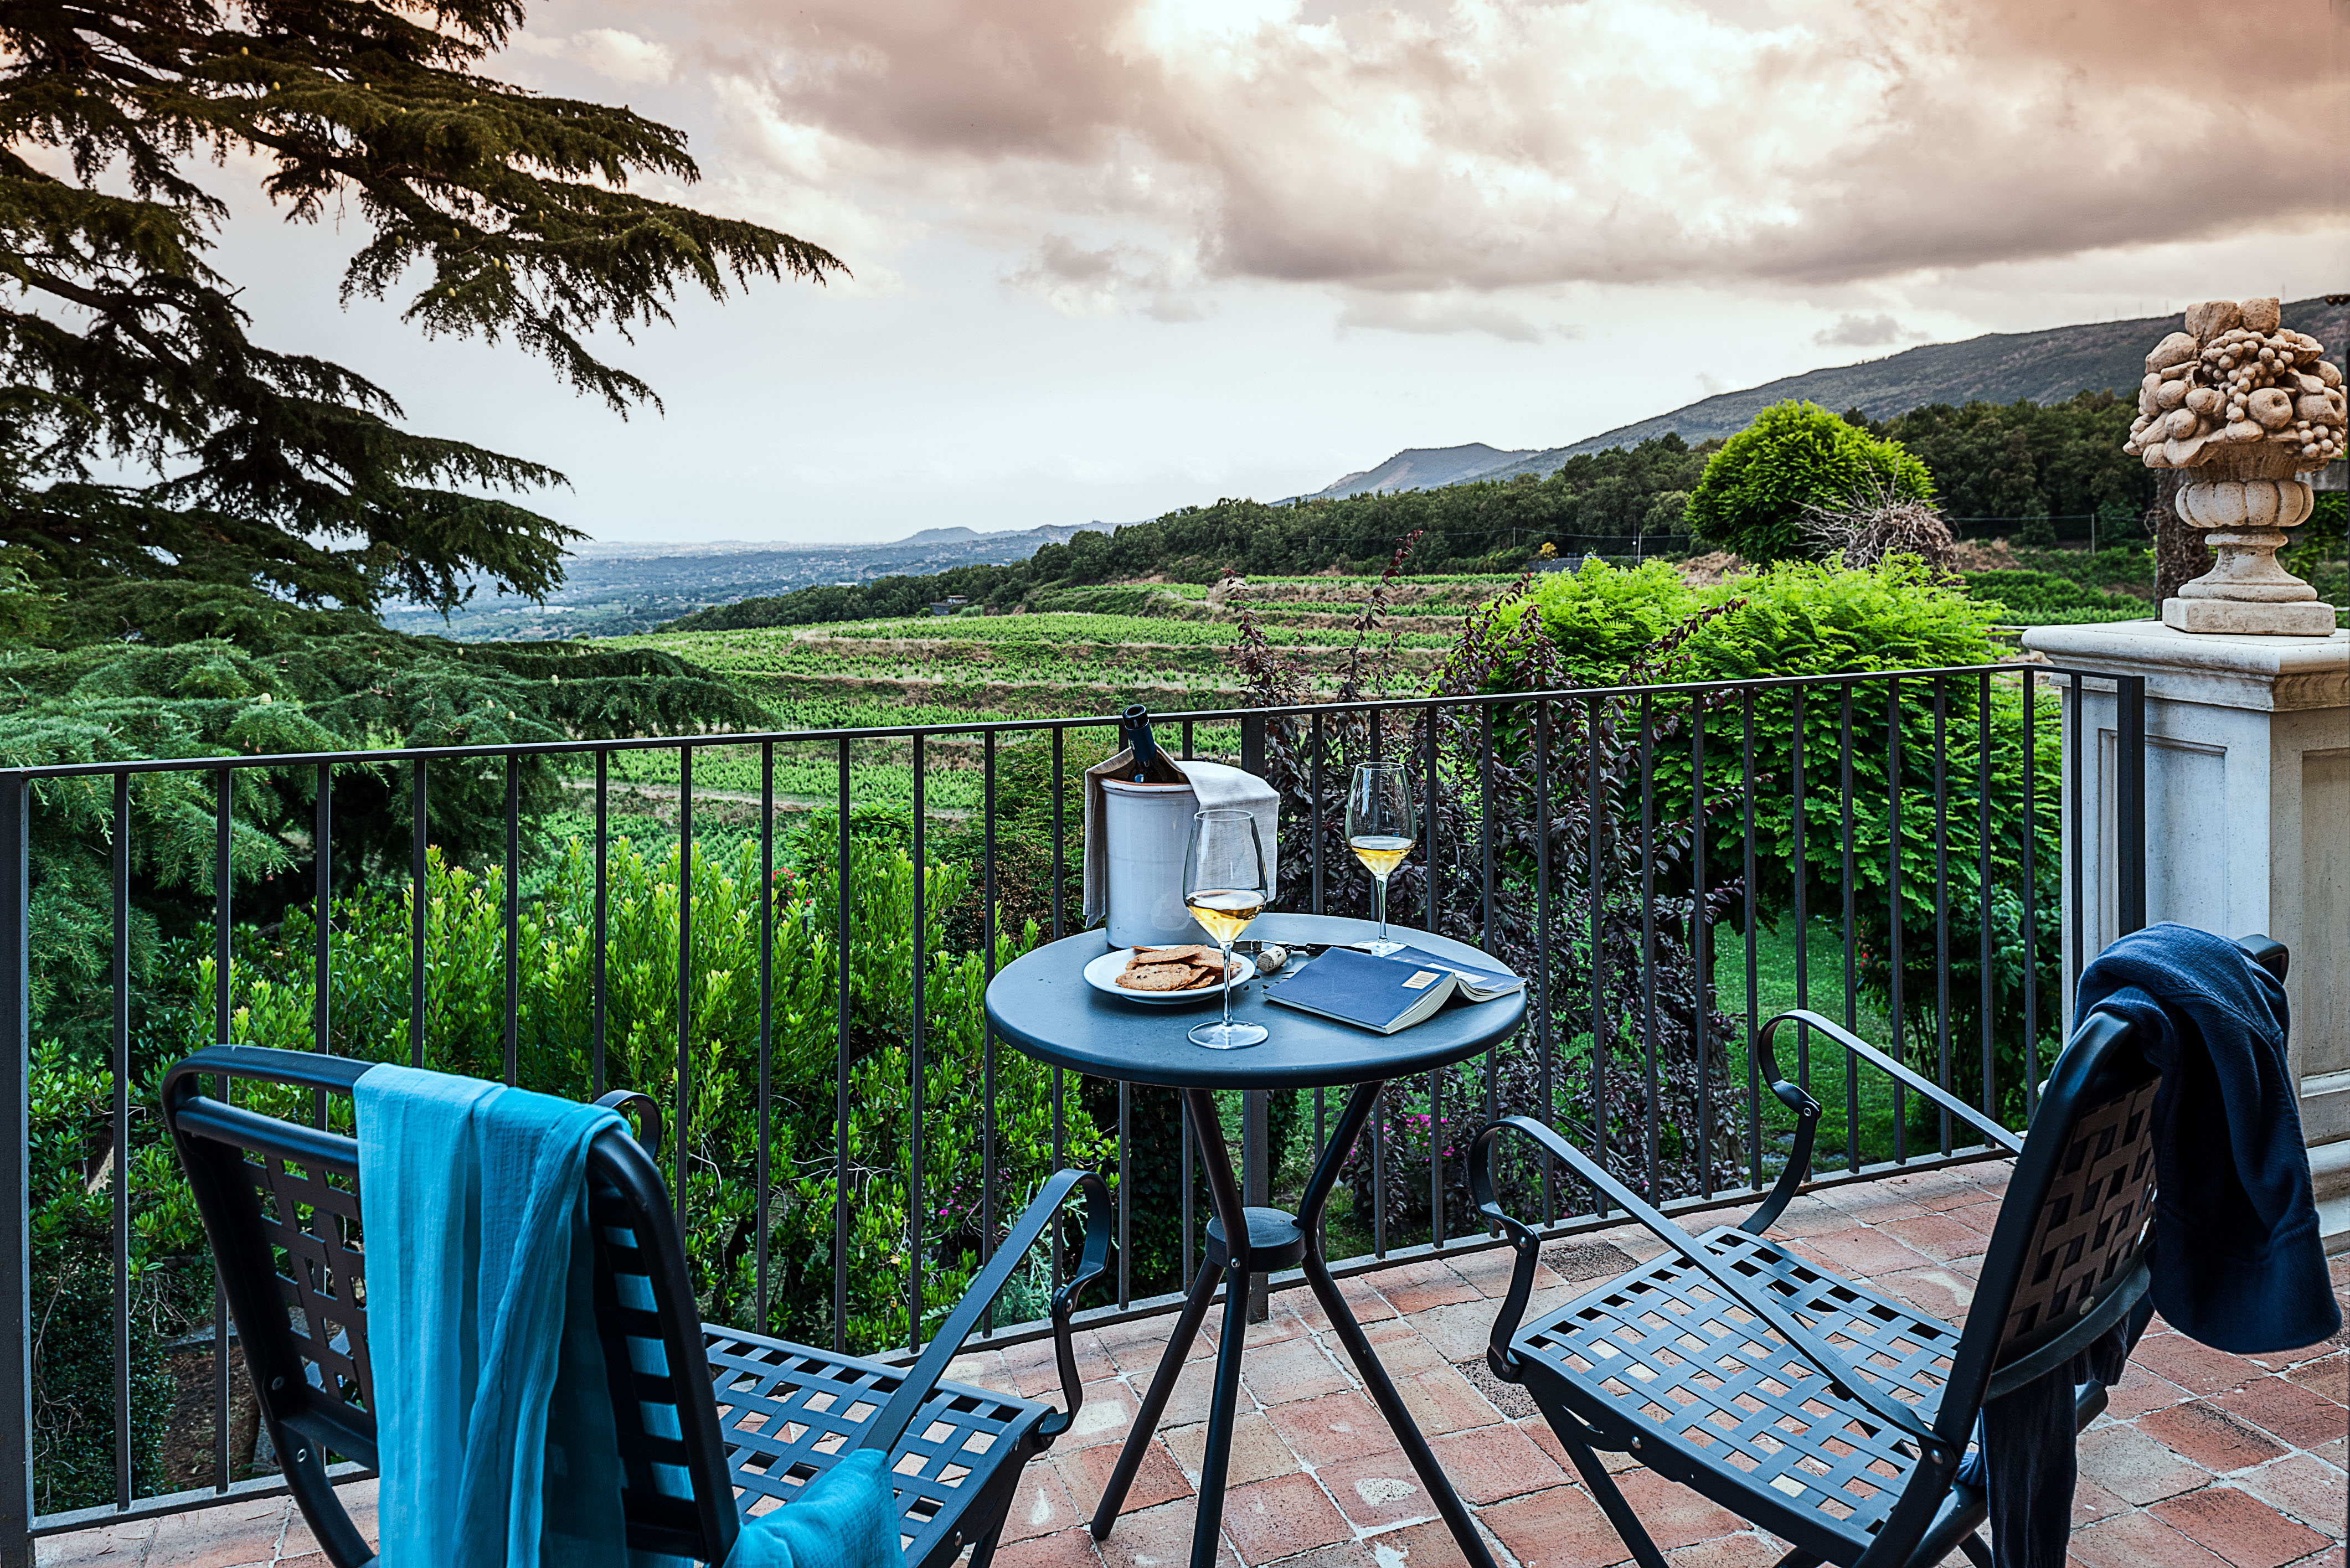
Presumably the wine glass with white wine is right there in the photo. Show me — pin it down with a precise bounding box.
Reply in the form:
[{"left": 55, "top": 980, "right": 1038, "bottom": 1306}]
[
  {"left": 1182, "top": 808, "right": 1270, "bottom": 1049},
  {"left": 1346, "top": 761, "right": 1415, "bottom": 957}
]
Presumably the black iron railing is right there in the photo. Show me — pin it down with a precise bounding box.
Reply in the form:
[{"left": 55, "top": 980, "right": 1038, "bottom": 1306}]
[{"left": 0, "top": 662, "right": 2146, "bottom": 1562}]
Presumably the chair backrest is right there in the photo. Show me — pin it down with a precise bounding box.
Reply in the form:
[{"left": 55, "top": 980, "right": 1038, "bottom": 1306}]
[{"left": 161, "top": 1047, "right": 742, "bottom": 1565}]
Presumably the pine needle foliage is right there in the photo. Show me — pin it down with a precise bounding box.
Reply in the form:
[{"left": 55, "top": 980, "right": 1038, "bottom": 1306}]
[{"left": 0, "top": 0, "right": 844, "bottom": 611}]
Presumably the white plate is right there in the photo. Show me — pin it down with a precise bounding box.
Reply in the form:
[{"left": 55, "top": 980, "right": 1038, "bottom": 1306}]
[{"left": 1085, "top": 947, "right": 1258, "bottom": 1005}]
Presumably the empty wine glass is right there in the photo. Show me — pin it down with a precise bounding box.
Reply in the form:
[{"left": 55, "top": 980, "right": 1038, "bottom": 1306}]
[
  {"left": 1346, "top": 761, "right": 1415, "bottom": 957},
  {"left": 1183, "top": 809, "right": 1269, "bottom": 1049}
]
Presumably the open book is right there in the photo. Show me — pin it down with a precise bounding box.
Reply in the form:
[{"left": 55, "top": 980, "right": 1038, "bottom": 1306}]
[
  {"left": 1339, "top": 943, "right": 1523, "bottom": 1003},
  {"left": 1264, "top": 946, "right": 1516, "bottom": 1035}
]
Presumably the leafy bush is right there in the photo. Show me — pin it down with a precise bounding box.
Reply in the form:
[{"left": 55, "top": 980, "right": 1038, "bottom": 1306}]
[
  {"left": 1962, "top": 570, "right": 2150, "bottom": 625},
  {"left": 1688, "top": 402, "right": 1935, "bottom": 565}
]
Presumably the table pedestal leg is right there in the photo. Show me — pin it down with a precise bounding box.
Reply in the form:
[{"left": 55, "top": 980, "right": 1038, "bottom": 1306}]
[
  {"left": 1189, "top": 1261, "right": 1251, "bottom": 1568},
  {"left": 1089, "top": 1254, "right": 1220, "bottom": 1539}
]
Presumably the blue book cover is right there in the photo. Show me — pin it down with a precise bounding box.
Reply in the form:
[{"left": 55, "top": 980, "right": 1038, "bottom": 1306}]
[
  {"left": 1263, "top": 946, "right": 1477, "bottom": 1034},
  {"left": 1342, "top": 943, "right": 1521, "bottom": 1000}
]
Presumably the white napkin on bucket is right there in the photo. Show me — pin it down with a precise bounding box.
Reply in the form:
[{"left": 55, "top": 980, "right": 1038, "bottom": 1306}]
[{"left": 1081, "top": 754, "right": 1280, "bottom": 929}]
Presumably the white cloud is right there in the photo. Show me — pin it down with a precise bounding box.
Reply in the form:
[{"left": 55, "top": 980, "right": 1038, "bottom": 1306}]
[{"left": 570, "top": 28, "right": 677, "bottom": 86}]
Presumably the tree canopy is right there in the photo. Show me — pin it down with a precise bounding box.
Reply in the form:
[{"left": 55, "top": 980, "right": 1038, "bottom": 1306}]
[
  {"left": 0, "top": 0, "right": 843, "bottom": 612},
  {"left": 1687, "top": 401, "right": 1935, "bottom": 564}
]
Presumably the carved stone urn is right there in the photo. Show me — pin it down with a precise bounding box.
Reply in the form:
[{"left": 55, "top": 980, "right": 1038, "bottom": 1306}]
[{"left": 2122, "top": 296, "right": 2346, "bottom": 636}]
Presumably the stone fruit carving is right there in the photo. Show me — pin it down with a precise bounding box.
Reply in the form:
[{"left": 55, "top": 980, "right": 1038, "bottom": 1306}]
[
  {"left": 2125, "top": 297, "right": 2343, "bottom": 636},
  {"left": 2124, "top": 297, "right": 2346, "bottom": 471}
]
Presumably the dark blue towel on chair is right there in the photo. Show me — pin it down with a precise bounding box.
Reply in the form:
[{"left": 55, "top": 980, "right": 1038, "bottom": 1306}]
[{"left": 2076, "top": 923, "right": 2337, "bottom": 1354}]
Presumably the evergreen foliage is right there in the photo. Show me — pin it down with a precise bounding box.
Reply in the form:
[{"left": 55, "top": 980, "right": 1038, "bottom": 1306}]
[
  {"left": 1868, "top": 392, "right": 2151, "bottom": 526},
  {"left": 1687, "top": 402, "right": 1935, "bottom": 564},
  {"left": 0, "top": 0, "right": 842, "bottom": 612}
]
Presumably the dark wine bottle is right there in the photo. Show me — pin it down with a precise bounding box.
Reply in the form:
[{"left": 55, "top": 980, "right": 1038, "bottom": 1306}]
[{"left": 1121, "top": 705, "right": 1179, "bottom": 783}]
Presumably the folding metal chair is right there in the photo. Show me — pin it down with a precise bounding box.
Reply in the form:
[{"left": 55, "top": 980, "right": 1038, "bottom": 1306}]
[
  {"left": 163, "top": 1044, "right": 1111, "bottom": 1568},
  {"left": 1470, "top": 937, "right": 2288, "bottom": 1568}
]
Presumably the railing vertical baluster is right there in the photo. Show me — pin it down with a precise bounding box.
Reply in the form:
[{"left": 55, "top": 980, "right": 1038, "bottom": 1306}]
[
  {"left": 1, "top": 774, "right": 29, "bottom": 1567},
  {"left": 1182, "top": 718, "right": 1194, "bottom": 760},
  {"left": 676, "top": 747, "right": 693, "bottom": 1221},
  {"left": 1792, "top": 688, "right": 1809, "bottom": 1097},
  {"left": 1481, "top": 702, "right": 1498, "bottom": 1190},
  {"left": 410, "top": 759, "right": 426, "bottom": 1067},
  {"left": 981, "top": 734, "right": 998, "bottom": 1332},
  {"left": 757, "top": 742, "right": 774, "bottom": 1330},
  {"left": 1051, "top": 729, "right": 1065, "bottom": 941},
  {"left": 113, "top": 773, "right": 132, "bottom": 1509},
  {"left": 1932, "top": 678, "right": 1951, "bottom": 1157},
  {"left": 213, "top": 770, "right": 231, "bottom": 1492},
  {"left": 911, "top": 741, "right": 927, "bottom": 1350},
  {"left": 1638, "top": 695, "right": 1658, "bottom": 1201},
  {"left": 1977, "top": 673, "right": 1995, "bottom": 1123},
  {"left": 1691, "top": 699, "right": 1709, "bottom": 1201},
  {"left": 1585, "top": 695, "right": 1605, "bottom": 1216},
  {"left": 1422, "top": 702, "right": 1439, "bottom": 930},
  {"left": 1181, "top": 1095, "right": 1195, "bottom": 1281},
  {"left": 1310, "top": 710, "right": 1325, "bottom": 915},
  {"left": 1887, "top": 680, "right": 1905, "bottom": 1165},
  {"left": 314, "top": 763, "right": 332, "bottom": 1086},
  {"left": 1533, "top": 698, "right": 1553, "bottom": 1224},
  {"left": 2115, "top": 675, "right": 2147, "bottom": 937},
  {"left": 1117, "top": 1081, "right": 1132, "bottom": 1310},
  {"left": 506, "top": 754, "right": 520, "bottom": 1087},
  {"left": 1840, "top": 687, "right": 1858, "bottom": 1173},
  {"left": 1741, "top": 695, "right": 1760, "bottom": 1192},
  {"left": 1427, "top": 703, "right": 1444, "bottom": 1250},
  {"left": 2068, "top": 673, "right": 2084, "bottom": 996},
  {"left": 594, "top": 750, "right": 608, "bottom": 1097},
  {"left": 834, "top": 737, "right": 851, "bottom": 1352},
  {"left": 2022, "top": 670, "right": 2040, "bottom": 1112},
  {"left": 1371, "top": 1081, "right": 1387, "bottom": 1259}
]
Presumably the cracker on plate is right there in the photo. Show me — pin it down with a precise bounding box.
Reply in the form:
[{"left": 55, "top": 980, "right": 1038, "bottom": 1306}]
[
  {"left": 1117, "top": 963, "right": 1199, "bottom": 992},
  {"left": 1128, "top": 944, "right": 1221, "bottom": 969}
]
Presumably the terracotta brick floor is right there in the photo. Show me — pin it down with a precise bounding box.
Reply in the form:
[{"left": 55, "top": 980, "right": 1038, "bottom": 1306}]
[{"left": 35, "top": 1164, "right": 2349, "bottom": 1568}]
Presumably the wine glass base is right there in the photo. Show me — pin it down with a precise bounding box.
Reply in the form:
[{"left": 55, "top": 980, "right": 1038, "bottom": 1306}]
[
  {"left": 1361, "top": 940, "right": 1407, "bottom": 957},
  {"left": 1189, "top": 1020, "right": 1269, "bottom": 1050}
]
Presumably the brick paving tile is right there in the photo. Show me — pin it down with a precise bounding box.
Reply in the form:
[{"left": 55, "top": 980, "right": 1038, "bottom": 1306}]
[
  {"left": 144, "top": 1501, "right": 290, "bottom": 1568},
  {"left": 1358, "top": 1318, "right": 1450, "bottom": 1377},
  {"left": 1874, "top": 1213, "right": 1996, "bottom": 1263},
  {"left": 1660, "top": 1531, "right": 1793, "bottom": 1568},
  {"left": 1267, "top": 1390, "right": 1402, "bottom": 1466},
  {"left": 1867, "top": 1265, "right": 1976, "bottom": 1321},
  {"left": 1164, "top": 1411, "right": 1301, "bottom": 1489},
  {"left": 1410, "top": 1300, "right": 1504, "bottom": 1364},
  {"left": 949, "top": 1348, "right": 1012, "bottom": 1390},
  {"left": 1217, "top": 1473, "right": 1351, "bottom": 1564},
  {"left": 1388, "top": 1363, "right": 1505, "bottom": 1437},
  {"left": 2073, "top": 1475, "right": 2130, "bottom": 1527},
  {"left": 2147, "top": 1484, "right": 2330, "bottom": 1568},
  {"left": 1362, "top": 1517, "right": 1487, "bottom": 1568},
  {"left": 1094, "top": 1498, "right": 1241, "bottom": 1568},
  {"left": 2137, "top": 1402, "right": 2291, "bottom": 1474},
  {"left": 2236, "top": 1453, "right": 2350, "bottom": 1540},
  {"left": 2104, "top": 1362, "right": 2197, "bottom": 1421},
  {"left": 1162, "top": 1358, "right": 1251, "bottom": 1428},
  {"left": 2218, "top": 1375, "right": 2350, "bottom": 1450},
  {"left": 2075, "top": 1420, "right": 2214, "bottom": 1507},
  {"left": 1810, "top": 1184, "right": 1935, "bottom": 1226},
  {"left": 1578, "top": 1225, "right": 1669, "bottom": 1265},
  {"left": 1317, "top": 1451, "right": 1440, "bottom": 1530},
  {"left": 1243, "top": 1306, "right": 1313, "bottom": 1350},
  {"left": 2066, "top": 1509, "right": 2233, "bottom": 1568},
  {"left": 1425, "top": 1421, "right": 1568, "bottom": 1505},
  {"left": 1241, "top": 1334, "right": 1355, "bottom": 1407},
  {"left": 1759, "top": 1195, "right": 1864, "bottom": 1239},
  {"left": 1784, "top": 1227, "right": 1936, "bottom": 1281},
  {"left": 2134, "top": 1334, "right": 2265, "bottom": 1400},
  {"left": 1604, "top": 1468, "right": 1747, "bottom": 1551},
  {"left": 1008, "top": 1334, "right": 1120, "bottom": 1395},
  {"left": 36, "top": 1520, "right": 156, "bottom": 1568},
  {"left": 1444, "top": 1246, "right": 1559, "bottom": 1300},
  {"left": 1064, "top": 1378, "right": 1146, "bottom": 1449},
  {"left": 1455, "top": 1356, "right": 1538, "bottom": 1422},
  {"left": 998, "top": 1527, "right": 1109, "bottom": 1568},
  {"left": 1271, "top": 1543, "right": 1378, "bottom": 1568},
  {"left": 1060, "top": 1436, "right": 1195, "bottom": 1519},
  {"left": 2282, "top": 1353, "right": 2345, "bottom": 1406},
  {"left": 1291, "top": 1277, "right": 1401, "bottom": 1331},
  {"left": 1008, "top": 1462, "right": 1086, "bottom": 1542},
  {"left": 1478, "top": 1484, "right": 1621, "bottom": 1568},
  {"left": 1375, "top": 1261, "right": 1482, "bottom": 1315},
  {"left": 1540, "top": 1241, "right": 1639, "bottom": 1281}
]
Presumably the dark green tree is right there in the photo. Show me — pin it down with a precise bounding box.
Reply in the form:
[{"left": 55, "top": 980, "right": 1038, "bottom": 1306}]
[
  {"left": 0, "top": 0, "right": 842, "bottom": 612},
  {"left": 1688, "top": 401, "right": 1935, "bottom": 564}
]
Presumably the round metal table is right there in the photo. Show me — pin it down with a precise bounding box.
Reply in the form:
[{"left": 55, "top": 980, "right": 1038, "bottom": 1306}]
[{"left": 985, "top": 914, "right": 1525, "bottom": 1568}]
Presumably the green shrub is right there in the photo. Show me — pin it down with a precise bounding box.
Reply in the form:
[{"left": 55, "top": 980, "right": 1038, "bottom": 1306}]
[
  {"left": 1688, "top": 402, "right": 1935, "bottom": 564},
  {"left": 1962, "top": 569, "right": 2150, "bottom": 625}
]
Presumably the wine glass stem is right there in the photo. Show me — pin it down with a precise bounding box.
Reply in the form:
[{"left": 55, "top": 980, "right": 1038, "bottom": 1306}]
[
  {"left": 1220, "top": 940, "right": 1234, "bottom": 1029},
  {"left": 1375, "top": 875, "right": 1389, "bottom": 944}
]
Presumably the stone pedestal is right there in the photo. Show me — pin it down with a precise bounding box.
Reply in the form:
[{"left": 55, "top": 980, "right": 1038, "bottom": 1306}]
[{"left": 2021, "top": 621, "right": 2349, "bottom": 1230}]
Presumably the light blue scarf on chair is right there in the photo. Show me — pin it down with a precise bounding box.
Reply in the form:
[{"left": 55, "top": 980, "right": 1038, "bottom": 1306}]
[{"left": 357, "top": 1065, "right": 905, "bottom": 1568}]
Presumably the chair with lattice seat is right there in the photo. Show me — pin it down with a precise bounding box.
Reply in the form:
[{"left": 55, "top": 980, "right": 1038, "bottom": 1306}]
[
  {"left": 1470, "top": 936, "right": 2287, "bottom": 1568},
  {"left": 162, "top": 1045, "right": 1111, "bottom": 1568}
]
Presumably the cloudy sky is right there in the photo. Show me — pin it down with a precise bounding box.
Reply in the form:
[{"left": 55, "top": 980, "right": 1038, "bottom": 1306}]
[{"left": 223, "top": 0, "right": 2350, "bottom": 544}]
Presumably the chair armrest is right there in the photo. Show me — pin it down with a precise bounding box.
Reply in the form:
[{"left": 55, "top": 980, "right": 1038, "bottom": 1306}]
[
  {"left": 858, "top": 1168, "right": 1113, "bottom": 1454},
  {"left": 1739, "top": 1010, "right": 2024, "bottom": 1236},
  {"left": 1470, "top": 1115, "right": 1957, "bottom": 1468}
]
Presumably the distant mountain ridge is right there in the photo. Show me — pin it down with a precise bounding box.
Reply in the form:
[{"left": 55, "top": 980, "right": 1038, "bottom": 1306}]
[
  {"left": 1321, "top": 296, "right": 2348, "bottom": 493},
  {"left": 1312, "top": 443, "right": 1536, "bottom": 499}
]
